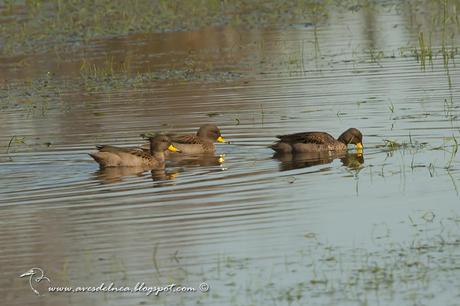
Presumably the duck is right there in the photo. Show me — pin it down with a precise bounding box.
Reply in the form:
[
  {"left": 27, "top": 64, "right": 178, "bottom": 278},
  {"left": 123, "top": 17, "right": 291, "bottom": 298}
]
[
  {"left": 270, "top": 128, "right": 363, "bottom": 153},
  {"left": 141, "top": 124, "right": 226, "bottom": 155},
  {"left": 89, "top": 135, "right": 180, "bottom": 168}
]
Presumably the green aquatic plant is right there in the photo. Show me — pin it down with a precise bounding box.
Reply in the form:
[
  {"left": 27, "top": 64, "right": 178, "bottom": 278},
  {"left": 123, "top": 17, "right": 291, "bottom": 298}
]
[
  {"left": 388, "top": 102, "right": 395, "bottom": 113},
  {"left": 6, "top": 136, "right": 25, "bottom": 153},
  {"left": 0, "top": 72, "right": 62, "bottom": 118},
  {"left": 367, "top": 48, "right": 385, "bottom": 65},
  {"left": 152, "top": 243, "right": 162, "bottom": 277},
  {"left": 378, "top": 136, "right": 428, "bottom": 153},
  {"left": 417, "top": 31, "right": 433, "bottom": 70},
  {"left": 443, "top": 135, "right": 458, "bottom": 169}
]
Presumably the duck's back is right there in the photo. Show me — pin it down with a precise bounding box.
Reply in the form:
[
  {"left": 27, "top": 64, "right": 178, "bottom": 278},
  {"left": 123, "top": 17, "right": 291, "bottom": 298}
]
[
  {"left": 171, "top": 134, "right": 203, "bottom": 144},
  {"left": 276, "top": 131, "right": 336, "bottom": 144},
  {"left": 91, "top": 145, "right": 160, "bottom": 167},
  {"left": 272, "top": 131, "right": 345, "bottom": 153},
  {"left": 140, "top": 133, "right": 215, "bottom": 154},
  {"left": 170, "top": 134, "right": 215, "bottom": 154}
]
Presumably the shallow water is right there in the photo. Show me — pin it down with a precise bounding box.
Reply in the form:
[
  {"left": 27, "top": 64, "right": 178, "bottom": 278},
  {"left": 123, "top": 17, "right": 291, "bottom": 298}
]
[{"left": 1, "top": 2, "right": 460, "bottom": 306}]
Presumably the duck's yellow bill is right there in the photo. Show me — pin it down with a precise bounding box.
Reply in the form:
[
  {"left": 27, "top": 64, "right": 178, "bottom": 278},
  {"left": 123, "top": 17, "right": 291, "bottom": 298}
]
[
  {"left": 217, "top": 136, "right": 226, "bottom": 143},
  {"left": 168, "top": 144, "right": 180, "bottom": 152},
  {"left": 356, "top": 143, "right": 363, "bottom": 150}
]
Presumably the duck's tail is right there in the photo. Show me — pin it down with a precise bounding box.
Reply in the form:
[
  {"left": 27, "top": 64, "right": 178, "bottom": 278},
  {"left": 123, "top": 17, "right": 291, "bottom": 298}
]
[
  {"left": 269, "top": 141, "right": 293, "bottom": 153},
  {"left": 89, "top": 152, "right": 102, "bottom": 163},
  {"left": 88, "top": 152, "right": 111, "bottom": 167}
]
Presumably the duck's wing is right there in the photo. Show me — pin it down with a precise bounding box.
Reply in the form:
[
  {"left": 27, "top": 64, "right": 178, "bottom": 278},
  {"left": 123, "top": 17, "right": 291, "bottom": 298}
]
[
  {"left": 138, "top": 133, "right": 200, "bottom": 151},
  {"left": 170, "top": 134, "right": 203, "bottom": 144},
  {"left": 96, "top": 145, "right": 148, "bottom": 157},
  {"left": 276, "top": 132, "right": 336, "bottom": 144}
]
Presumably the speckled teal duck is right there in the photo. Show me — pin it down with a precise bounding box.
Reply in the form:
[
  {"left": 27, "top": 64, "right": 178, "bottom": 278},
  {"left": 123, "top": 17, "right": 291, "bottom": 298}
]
[
  {"left": 89, "top": 135, "right": 180, "bottom": 168},
  {"left": 142, "top": 124, "right": 226, "bottom": 155},
  {"left": 270, "top": 128, "right": 363, "bottom": 153}
]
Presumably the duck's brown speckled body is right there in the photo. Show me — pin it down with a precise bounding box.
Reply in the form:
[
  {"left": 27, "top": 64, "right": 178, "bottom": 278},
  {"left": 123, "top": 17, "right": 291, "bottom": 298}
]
[
  {"left": 270, "top": 128, "right": 363, "bottom": 153},
  {"left": 89, "top": 135, "right": 180, "bottom": 168}
]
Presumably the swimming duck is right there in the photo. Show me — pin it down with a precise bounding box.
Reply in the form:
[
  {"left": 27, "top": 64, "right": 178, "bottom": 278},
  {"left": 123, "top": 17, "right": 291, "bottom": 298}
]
[
  {"left": 270, "top": 128, "right": 363, "bottom": 153},
  {"left": 141, "top": 124, "right": 226, "bottom": 154},
  {"left": 89, "top": 135, "right": 180, "bottom": 168}
]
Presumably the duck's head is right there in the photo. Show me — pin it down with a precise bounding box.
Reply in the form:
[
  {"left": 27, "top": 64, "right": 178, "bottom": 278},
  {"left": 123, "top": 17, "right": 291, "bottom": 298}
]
[
  {"left": 338, "top": 128, "right": 363, "bottom": 150},
  {"left": 149, "top": 135, "right": 181, "bottom": 153},
  {"left": 197, "top": 124, "right": 226, "bottom": 143}
]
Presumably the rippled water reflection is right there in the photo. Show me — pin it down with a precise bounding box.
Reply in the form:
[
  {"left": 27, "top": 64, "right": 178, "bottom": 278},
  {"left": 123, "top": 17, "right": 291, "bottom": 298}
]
[{"left": 1, "top": 2, "right": 460, "bottom": 306}]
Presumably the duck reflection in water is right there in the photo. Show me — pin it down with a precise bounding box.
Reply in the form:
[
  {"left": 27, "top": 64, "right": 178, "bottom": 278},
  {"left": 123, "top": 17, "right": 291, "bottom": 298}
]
[
  {"left": 273, "top": 152, "right": 364, "bottom": 171},
  {"left": 166, "top": 153, "right": 225, "bottom": 168},
  {"left": 94, "top": 167, "right": 178, "bottom": 184},
  {"left": 93, "top": 154, "right": 225, "bottom": 184}
]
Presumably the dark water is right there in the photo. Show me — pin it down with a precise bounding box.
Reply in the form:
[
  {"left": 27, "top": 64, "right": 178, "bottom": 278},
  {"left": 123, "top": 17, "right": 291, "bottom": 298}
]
[{"left": 1, "top": 3, "right": 460, "bottom": 306}]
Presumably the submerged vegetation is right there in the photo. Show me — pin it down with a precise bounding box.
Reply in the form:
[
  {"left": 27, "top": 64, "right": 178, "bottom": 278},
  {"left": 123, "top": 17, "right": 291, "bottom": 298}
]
[
  {"left": 0, "top": 72, "right": 59, "bottom": 118},
  {"left": 52, "top": 214, "right": 460, "bottom": 305},
  {"left": 0, "top": 55, "right": 241, "bottom": 118},
  {"left": 79, "top": 56, "right": 241, "bottom": 90}
]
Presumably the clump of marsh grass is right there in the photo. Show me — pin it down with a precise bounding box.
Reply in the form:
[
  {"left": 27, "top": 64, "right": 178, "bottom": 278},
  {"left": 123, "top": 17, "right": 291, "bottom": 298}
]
[
  {"left": 80, "top": 57, "right": 130, "bottom": 81},
  {"left": 378, "top": 137, "right": 427, "bottom": 153},
  {"left": 416, "top": 31, "right": 433, "bottom": 70},
  {"left": 432, "top": 134, "right": 459, "bottom": 169},
  {"left": 79, "top": 54, "right": 242, "bottom": 91},
  {"left": 0, "top": 0, "right": 334, "bottom": 56},
  {"left": 6, "top": 136, "right": 26, "bottom": 154}
]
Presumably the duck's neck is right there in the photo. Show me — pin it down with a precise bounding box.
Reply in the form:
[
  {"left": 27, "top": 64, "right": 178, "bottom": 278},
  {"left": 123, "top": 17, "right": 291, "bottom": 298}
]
[
  {"left": 149, "top": 142, "right": 166, "bottom": 162},
  {"left": 337, "top": 132, "right": 348, "bottom": 144},
  {"left": 197, "top": 133, "right": 213, "bottom": 142},
  {"left": 337, "top": 136, "right": 347, "bottom": 144},
  {"left": 151, "top": 151, "right": 165, "bottom": 162},
  {"left": 196, "top": 131, "right": 206, "bottom": 139}
]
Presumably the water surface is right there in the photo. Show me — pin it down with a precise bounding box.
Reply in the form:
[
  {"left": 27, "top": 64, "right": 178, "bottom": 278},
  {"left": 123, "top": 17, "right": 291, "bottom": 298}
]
[{"left": 1, "top": 2, "right": 460, "bottom": 306}]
